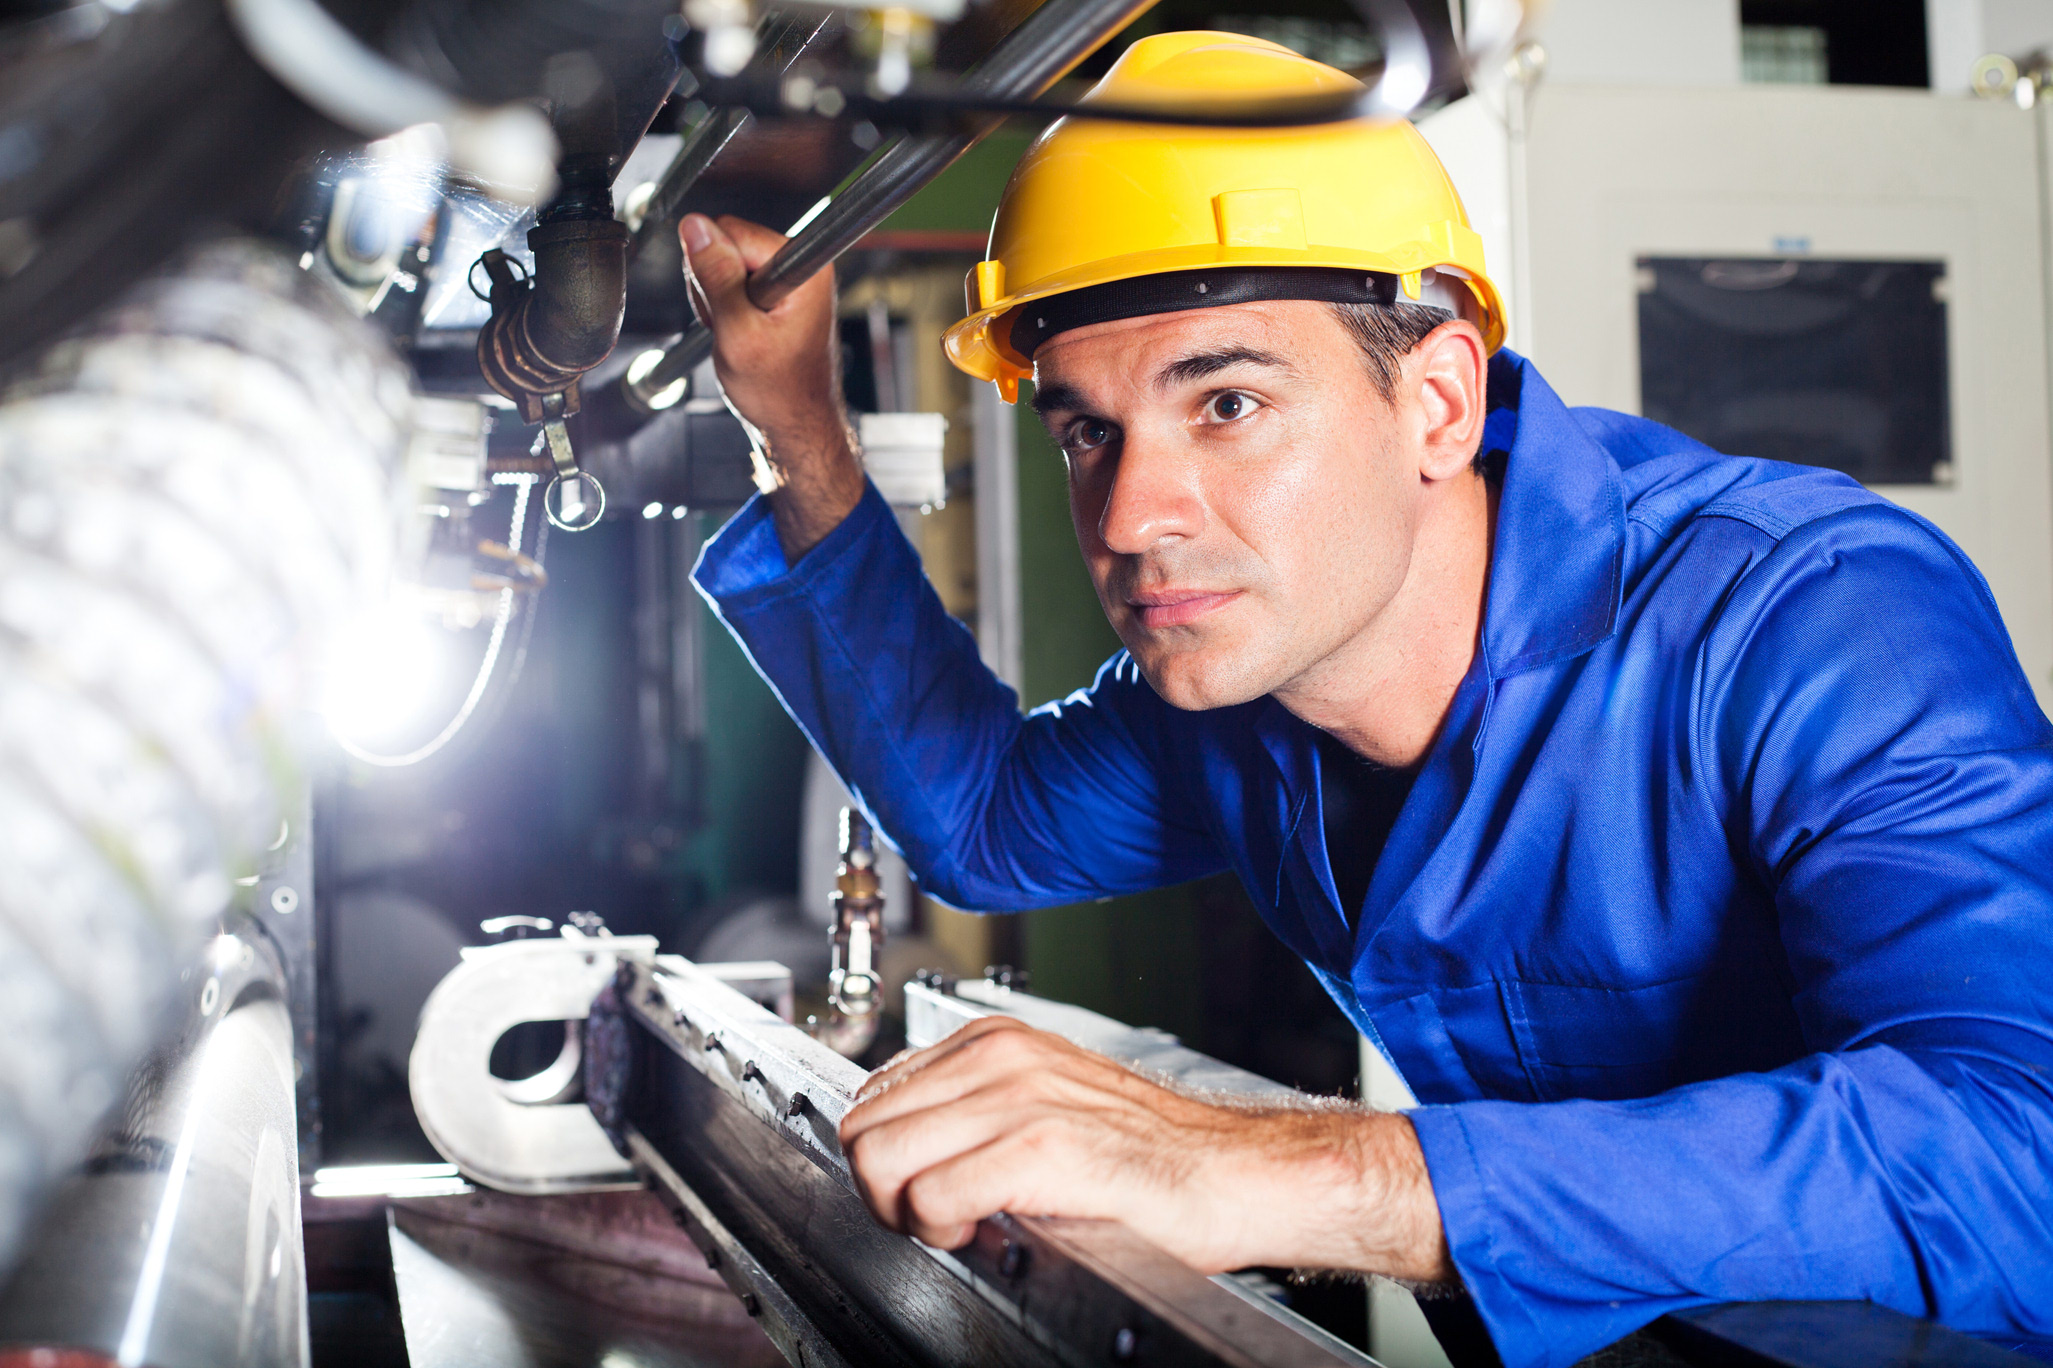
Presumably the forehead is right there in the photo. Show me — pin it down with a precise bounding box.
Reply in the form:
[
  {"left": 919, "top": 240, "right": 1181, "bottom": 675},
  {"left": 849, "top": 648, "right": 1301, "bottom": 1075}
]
[{"left": 1031, "top": 299, "right": 1348, "bottom": 389}]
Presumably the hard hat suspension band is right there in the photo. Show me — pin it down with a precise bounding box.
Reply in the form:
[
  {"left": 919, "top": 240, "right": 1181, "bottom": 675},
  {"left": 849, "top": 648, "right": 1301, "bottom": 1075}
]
[{"left": 1009, "top": 267, "right": 1401, "bottom": 360}]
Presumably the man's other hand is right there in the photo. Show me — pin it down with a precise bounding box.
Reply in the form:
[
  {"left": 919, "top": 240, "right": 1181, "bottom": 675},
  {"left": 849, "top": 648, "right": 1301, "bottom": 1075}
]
[
  {"left": 836, "top": 1015, "right": 1453, "bottom": 1281},
  {"left": 680, "top": 212, "right": 865, "bottom": 561}
]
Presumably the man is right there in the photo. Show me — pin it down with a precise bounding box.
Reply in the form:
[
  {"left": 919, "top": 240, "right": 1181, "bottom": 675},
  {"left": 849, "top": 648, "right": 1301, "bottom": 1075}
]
[{"left": 683, "top": 30, "right": 2053, "bottom": 1367}]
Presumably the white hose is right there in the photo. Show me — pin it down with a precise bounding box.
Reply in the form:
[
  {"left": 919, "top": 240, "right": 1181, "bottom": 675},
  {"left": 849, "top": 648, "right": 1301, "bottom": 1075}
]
[
  {"left": 332, "top": 473, "right": 534, "bottom": 768},
  {"left": 0, "top": 239, "right": 405, "bottom": 1268}
]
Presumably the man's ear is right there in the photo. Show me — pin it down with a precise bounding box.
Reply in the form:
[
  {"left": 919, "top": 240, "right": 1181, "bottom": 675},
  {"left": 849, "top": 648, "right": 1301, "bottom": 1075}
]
[{"left": 1410, "top": 321, "right": 1488, "bottom": 482}]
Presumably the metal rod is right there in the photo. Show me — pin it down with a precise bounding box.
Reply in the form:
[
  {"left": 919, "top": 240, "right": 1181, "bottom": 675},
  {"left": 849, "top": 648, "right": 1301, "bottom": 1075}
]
[
  {"left": 631, "top": 106, "right": 751, "bottom": 256},
  {"left": 596, "top": 956, "right": 1373, "bottom": 1367},
  {"left": 624, "top": 0, "right": 1158, "bottom": 408},
  {"left": 629, "top": 13, "right": 841, "bottom": 262}
]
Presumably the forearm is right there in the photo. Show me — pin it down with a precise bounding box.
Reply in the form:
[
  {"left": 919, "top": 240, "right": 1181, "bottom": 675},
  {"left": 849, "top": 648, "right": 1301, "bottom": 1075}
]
[
  {"left": 758, "top": 407, "right": 866, "bottom": 564},
  {"left": 697, "top": 488, "right": 1221, "bottom": 909},
  {"left": 1214, "top": 1108, "right": 1451, "bottom": 1282}
]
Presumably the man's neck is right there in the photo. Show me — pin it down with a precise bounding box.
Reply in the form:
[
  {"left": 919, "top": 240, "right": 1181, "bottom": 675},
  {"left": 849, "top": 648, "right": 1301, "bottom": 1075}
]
[{"left": 1273, "top": 473, "right": 1498, "bottom": 768}]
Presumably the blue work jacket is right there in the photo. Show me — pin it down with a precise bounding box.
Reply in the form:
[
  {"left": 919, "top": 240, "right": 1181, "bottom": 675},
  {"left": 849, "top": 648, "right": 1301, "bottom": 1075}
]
[{"left": 694, "top": 350, "right": 2053, "bottom": 1366}]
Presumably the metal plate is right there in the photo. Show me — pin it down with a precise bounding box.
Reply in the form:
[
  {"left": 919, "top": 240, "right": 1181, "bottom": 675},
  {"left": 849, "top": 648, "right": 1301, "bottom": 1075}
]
[
  {"left": 601, "top": 957, "right": 1379, "bottom": 1368},
  {"left": 388, "top": 1193, "right": 782, "bottom": 1368}
]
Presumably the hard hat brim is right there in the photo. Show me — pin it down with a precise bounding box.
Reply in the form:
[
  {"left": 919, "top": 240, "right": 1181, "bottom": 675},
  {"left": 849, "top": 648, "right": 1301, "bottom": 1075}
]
[{"left": 945, "top": 242, "right": 1507, "bottom": 391}]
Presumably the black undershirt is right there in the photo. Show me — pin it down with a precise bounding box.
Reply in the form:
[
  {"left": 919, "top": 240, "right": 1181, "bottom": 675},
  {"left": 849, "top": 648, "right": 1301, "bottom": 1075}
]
[{"left": 1314, "top": 730, "right": 1416, "bottom": 924}]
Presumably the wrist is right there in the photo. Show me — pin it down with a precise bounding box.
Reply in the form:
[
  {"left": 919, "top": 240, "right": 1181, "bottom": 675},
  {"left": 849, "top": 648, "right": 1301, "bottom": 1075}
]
[
  {"left": 1212, "top": 1110, "right": 1451, "bottom": 1282},
  {"left": 759, "top": 416, "right": 866, "bottom": 563}
]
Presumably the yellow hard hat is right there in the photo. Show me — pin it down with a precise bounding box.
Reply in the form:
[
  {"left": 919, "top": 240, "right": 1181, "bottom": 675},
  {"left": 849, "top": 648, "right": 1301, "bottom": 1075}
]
[{"left": 942, "top": 30, "right": 1505, "bottom": 401}]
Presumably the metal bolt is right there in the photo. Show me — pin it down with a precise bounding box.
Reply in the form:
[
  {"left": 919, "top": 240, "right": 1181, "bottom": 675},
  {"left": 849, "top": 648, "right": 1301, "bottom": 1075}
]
[
  {"left": 673, "top": 1007, "right": 690, "bottom": 1028},
  {"left": 705, "top": 1032, "right": 723, "bottom": 1052},
  {"left": 786, "top": 1092, "right": 809, "bottom": 1118},
  {"left": 1112, "top": 1326, "right": 1139, "bottom": 1361},
  {"left": 742, "top": 1291, "right": 761, "bottom": 1317},
  {"left": 742, "top": 1060, "right": 762, "bottom": 1083}
]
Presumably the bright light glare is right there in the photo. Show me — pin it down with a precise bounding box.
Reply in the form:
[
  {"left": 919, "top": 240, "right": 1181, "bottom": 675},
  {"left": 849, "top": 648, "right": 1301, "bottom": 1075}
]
[
  {"left": 642, "top": 501, "right": 663, "bottom": 520},
  {"left": 1378, "top": 60, "right": 1428, "bottom": 115},
  {"left": 322, "top": 607, "right": 449, "bottom": 747},
  {"left": 786, "top": 194, "right": 832, "bottom": 237},
  {"left": 625, "top": 347, "right": 688, "bottom": 411},
  {"left": 310, "top": 1162, "right": 469, "bottom": 1198}
]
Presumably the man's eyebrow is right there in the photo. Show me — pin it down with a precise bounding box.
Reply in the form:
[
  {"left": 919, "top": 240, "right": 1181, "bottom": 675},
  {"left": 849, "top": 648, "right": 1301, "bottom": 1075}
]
[
  {"left": 1030, "top": 380, "right": 1090, "bottom": 417},
  {"left": 1153, "top": 346, "right": 1297, "bottom": 391}
]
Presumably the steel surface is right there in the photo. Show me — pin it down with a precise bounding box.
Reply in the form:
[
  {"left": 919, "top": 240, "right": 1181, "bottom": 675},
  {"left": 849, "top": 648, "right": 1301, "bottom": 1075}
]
[
  {"left": 601, "top": 957, "right": 1378, "bottom": 1368},
  {"left": 0, "top": 925, "right": 308, "bottom": 1368}
]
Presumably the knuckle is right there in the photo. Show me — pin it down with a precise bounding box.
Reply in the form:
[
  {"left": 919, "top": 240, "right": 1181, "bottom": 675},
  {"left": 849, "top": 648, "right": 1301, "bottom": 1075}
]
[
  {"left": 903, "top": 1171, "right": 963, "bottom": 1230},
  {"left": 845, "top": 1130, "right": 891, "bottom": 1179}
]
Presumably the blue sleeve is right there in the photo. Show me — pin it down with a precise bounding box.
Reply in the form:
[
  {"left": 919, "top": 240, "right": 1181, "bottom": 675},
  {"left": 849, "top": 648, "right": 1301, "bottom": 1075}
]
[
  {"left": 1409, "top": 507, "right": 2053, "bottom": 1367},
  {"left": 691, "top": 482, "right": 1224, "bottom": 910}
]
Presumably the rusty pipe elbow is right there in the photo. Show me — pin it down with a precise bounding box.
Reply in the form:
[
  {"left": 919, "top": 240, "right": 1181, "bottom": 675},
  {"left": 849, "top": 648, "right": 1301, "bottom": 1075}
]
[
  {"left": 524, "top": 216, "right": 629, "bottom": 374},
  {"left": 478, "top": 216, "right": 630, "bottom": 414}
]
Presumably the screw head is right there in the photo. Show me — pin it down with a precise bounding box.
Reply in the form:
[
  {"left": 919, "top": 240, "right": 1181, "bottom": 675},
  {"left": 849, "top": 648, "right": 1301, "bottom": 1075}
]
[{"left": 1112, "top": 1326, "right": 1139, "bottom": 1361}]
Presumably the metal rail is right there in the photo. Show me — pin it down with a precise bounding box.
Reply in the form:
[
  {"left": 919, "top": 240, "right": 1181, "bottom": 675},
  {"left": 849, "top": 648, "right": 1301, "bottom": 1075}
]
[
  {"left": 628, "top": 11, "right": 842, "bottom": 262},
  {"left": 620, "top": 0, "right": 1158, "bottom": 410},
  {"left": 586, "top": 955, "right": 1374, "bottom": 1367}
]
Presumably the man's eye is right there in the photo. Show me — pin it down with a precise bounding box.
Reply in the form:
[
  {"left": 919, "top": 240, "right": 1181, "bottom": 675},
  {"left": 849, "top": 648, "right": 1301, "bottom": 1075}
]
[
  {"left": 1067, "top": 418, "right": 1113, "bottom": 451},
  {"left": 1202, "top": 391, "right": 1260, "bottom": 423}
]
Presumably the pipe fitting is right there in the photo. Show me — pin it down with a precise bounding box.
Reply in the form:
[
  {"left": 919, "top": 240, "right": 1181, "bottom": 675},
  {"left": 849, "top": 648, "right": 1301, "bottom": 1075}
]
[{"left": 477, "top": 215, "right": 630, "bottom": 422}]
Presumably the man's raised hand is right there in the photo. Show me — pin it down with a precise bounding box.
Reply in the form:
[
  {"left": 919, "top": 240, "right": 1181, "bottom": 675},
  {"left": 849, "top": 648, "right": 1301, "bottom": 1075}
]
[{"left": 680, "top": 212, "right": 866, "bottom": 561}]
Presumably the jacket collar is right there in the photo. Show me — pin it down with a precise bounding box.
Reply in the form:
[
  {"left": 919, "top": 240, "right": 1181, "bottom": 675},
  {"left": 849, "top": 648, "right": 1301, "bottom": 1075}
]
[
  {"left": 1478, "top": 349, "right": 1627, "bottom": 679},
  {"left": 1253, "top": 350, "right": 1625, "bottom": 781}
]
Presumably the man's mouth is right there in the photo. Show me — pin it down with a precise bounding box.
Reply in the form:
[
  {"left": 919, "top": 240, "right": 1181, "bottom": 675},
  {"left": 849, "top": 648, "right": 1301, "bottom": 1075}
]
[{"left": 1127, "top": 588, "right": 1242, "bottom": 629}]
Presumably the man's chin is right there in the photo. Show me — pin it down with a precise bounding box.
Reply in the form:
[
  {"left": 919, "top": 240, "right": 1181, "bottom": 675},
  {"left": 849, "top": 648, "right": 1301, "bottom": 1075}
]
[{"left": 1129, "top": 646, "right": 1278, "bottom": 712}]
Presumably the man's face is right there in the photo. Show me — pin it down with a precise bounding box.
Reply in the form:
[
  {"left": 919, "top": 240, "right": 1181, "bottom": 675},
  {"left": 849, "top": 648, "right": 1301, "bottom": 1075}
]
[{"left": 1032, "top": 301, "right": 1434, "bottom": 711}]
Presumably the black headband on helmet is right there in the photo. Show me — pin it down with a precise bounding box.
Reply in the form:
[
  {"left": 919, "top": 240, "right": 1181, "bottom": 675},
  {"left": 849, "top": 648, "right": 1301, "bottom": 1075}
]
[{"left": 1008, "top": 266, "right": 1401, "bottom": 360}]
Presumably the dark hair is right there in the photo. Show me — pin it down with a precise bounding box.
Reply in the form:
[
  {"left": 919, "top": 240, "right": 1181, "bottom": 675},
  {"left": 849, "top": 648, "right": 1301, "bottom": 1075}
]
[{"left": 1328, "top": 301, "right": 1489, "bottom": 473}]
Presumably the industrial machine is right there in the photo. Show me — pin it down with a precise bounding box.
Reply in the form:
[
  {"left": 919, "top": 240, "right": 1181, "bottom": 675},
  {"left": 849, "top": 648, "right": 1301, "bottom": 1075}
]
[
  {"left": 1419, "top": 72, "right": 2053, "bottom": 709},
  {"left": 0, "top": 0, "right": 2043, "bottom": 1364}
]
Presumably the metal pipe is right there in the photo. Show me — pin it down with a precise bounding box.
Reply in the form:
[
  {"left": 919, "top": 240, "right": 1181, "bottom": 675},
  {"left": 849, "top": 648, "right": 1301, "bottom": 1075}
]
[
  {"left": 622, "top": 0, "right": 1158, "bottom": 410},
  {"left": 0, "top": 925, "right": 310, "bottom": 1368},
  {"left": 476, "top": 214, "right": 633, "bottom": 418},
  {"left": 628, "top": 13, "right": 842, "bottom": 262},
  {"left": 629, "top": 106, "right": 752, "bottom": 257}
]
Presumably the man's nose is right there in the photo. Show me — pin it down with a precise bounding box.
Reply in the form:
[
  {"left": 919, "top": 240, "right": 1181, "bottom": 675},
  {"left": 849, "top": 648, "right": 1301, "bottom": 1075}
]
[{"left": 1097, "top": 429, "right": 1202, "bottom": 555}]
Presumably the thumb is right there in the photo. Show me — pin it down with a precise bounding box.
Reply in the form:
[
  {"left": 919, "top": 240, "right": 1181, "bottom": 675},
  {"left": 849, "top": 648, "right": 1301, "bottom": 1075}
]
[{"left": 680, "top": 213, "right": 751, "bottom": 320}]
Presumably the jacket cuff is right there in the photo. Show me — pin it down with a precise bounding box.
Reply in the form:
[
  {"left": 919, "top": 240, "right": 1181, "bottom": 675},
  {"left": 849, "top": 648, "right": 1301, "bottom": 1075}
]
[
  {"left": 1408, "top": 1104, "right": 1548, "bottom": 1368},
  {"left": 691, "top": 479, "right": 893, "bottom": 609}
]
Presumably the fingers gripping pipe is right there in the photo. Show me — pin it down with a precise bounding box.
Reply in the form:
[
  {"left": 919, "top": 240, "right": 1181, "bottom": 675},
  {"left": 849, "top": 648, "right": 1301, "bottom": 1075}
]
[{"left": 0, "top": 239, "right": 405, "bottom": 1273}]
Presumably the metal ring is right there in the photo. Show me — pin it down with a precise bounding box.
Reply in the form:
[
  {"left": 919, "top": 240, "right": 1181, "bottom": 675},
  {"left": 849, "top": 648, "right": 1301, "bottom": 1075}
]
[
  {"left": 543, "top": 471, "right": 606, "bottom": 532},
  {"left": 468, "top": 252, "right": 528, "bottom": 302}
]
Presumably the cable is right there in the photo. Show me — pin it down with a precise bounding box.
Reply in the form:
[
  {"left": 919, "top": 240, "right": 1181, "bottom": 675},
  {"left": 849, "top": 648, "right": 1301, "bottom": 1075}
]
[{"left": 332, "top": 473, "right": 539, "bottom": 768}]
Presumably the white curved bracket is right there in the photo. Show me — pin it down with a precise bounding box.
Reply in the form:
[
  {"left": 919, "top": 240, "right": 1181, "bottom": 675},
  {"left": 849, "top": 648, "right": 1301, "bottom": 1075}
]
[{"left": 409, "top": 934, "right": 657, "bottom": 1194}]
